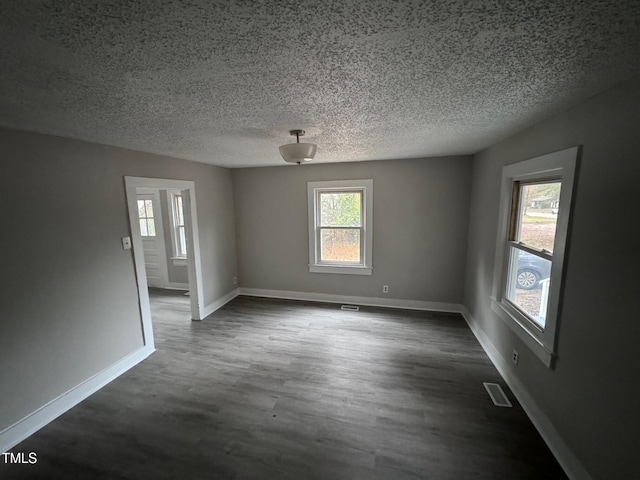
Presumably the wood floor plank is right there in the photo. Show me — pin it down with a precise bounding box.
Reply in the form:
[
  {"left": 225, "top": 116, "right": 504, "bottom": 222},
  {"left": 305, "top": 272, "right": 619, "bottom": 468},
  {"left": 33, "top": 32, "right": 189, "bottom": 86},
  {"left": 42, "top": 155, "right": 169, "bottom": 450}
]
[{"left": 2, "top": 289, "right": 568, "bottom": 479}]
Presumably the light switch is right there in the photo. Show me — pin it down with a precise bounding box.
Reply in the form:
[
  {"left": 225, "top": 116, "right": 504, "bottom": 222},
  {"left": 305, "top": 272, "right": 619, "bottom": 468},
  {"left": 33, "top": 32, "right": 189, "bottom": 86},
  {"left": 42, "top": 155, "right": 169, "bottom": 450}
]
[{"left": 121, "top": 236, "right": 132, "bottom": 250}]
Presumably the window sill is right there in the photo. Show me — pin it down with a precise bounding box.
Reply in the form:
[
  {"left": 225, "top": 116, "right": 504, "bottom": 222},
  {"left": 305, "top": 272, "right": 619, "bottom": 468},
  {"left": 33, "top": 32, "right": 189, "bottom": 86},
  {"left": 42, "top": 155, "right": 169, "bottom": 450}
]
[
  {"left": 171, "top": 257, "right": 187, "bottom": 267},
  {"left": 490, "top": 298, "right": 555, "bottom": 368},
  {"left": 309, "top": 264, "right": 372, "bottom": 275}
]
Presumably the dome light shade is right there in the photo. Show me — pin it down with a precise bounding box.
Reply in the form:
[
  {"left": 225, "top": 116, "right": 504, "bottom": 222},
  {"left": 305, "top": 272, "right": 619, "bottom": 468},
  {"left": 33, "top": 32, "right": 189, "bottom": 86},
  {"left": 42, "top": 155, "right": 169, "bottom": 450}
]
[
  {"left": 279, "top": 130, "right": 317, "bottom": 164},
  {"left": 279, "top": 142, "right": 317, "bottom": 163}
]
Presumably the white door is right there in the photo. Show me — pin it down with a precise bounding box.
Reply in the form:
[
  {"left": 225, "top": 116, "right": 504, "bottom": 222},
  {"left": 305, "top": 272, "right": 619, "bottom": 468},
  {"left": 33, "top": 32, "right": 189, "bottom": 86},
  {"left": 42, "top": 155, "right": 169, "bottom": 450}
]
[{"left": 136, "top": 192, "right": 169, "bottom": 288}]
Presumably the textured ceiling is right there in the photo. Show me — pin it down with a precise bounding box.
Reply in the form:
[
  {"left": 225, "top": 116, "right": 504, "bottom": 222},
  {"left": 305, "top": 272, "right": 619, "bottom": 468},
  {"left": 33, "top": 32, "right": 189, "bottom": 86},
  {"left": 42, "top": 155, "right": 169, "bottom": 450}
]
[{"left": 1, "top": 1, "right": 640, "bottom": 168}]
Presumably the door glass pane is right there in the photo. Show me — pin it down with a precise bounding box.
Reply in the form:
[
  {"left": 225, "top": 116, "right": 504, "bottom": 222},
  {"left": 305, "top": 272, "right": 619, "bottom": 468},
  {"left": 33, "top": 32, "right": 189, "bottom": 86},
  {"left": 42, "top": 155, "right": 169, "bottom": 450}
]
[
  {"left": 517, "top": 182, "right": 561, "bottom": 252},
  {"left": 319, "top": 192, "right": 361, "bottom": 227},
  {"left": 320, "top": 229, "right": 361, "bottom": 263},
  {"left": 145, "top": 200, "right": 154, "bottom": 218},
  {"left": 140, "top": 219, "right": 148, "bottom": 236},
  {"left": 138, "top": 200, "right": 146, "bottom": 218},
  {"left": 147, "top": 218, "right": 156, "bottom": 236},
  {"left": 506, "top": 246, "right": 552, "bottom": 328}
]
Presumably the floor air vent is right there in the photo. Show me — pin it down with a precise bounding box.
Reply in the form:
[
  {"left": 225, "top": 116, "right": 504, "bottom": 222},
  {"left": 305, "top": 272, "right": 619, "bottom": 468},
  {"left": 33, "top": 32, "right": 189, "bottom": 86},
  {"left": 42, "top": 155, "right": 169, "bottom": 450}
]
[
  {"left": 483, "top": 382, "right": 512, "bottom": 407},
  {"left": 341, "top": 305, "right": 360, "bottom": 311}
]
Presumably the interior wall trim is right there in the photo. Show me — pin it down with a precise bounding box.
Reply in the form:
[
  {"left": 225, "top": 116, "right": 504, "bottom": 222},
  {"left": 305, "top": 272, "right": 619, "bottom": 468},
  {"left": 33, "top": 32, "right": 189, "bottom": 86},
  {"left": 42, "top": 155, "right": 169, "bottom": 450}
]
[
  {"left": 239, "top": 288, "right": 463, "bottom": 313},
  {"left": 460, "top": 306, "right": 593, "bottom": 480},
  {"left": 0, "top": 345, "right": 154, "bottom": 453},
  {"left": 199, "top": 288, "right": 240, "bottom": 320}
]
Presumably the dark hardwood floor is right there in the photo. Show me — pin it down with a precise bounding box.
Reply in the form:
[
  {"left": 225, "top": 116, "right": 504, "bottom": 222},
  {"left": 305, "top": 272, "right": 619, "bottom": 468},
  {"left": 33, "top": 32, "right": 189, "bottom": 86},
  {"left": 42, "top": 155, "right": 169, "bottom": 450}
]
[{"left": 2, "top": 289, "right": 567, "bottom": 479}]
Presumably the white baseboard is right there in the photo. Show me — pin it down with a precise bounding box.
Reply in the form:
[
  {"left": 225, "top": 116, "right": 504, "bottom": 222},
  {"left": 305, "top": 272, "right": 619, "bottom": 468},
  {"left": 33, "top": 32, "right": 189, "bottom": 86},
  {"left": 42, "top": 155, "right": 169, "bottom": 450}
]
[
  {"left": 239, "top": 288, "right": 463, "bottom": 313},
  {"left": 0, "top": 345, "right": 154, "bottom": 453},
  {"left": 199, "top": 288, "right": 240, "bottom": 320},
  {"left": 460, "top": 307, "right": 592, "bottom": 480}
]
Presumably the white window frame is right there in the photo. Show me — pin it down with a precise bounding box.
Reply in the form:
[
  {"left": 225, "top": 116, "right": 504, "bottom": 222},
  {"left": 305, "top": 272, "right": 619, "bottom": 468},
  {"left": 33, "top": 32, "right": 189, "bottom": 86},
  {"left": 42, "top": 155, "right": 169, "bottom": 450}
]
[
  {"left": 491, "top": 147, "right": 579, "bottom": 367},
  {"left": 166, "top": 190, "right": 187, "bottom": 265},
  {"left": 307, "top": 179, "right": 373, "bottom": 275}
]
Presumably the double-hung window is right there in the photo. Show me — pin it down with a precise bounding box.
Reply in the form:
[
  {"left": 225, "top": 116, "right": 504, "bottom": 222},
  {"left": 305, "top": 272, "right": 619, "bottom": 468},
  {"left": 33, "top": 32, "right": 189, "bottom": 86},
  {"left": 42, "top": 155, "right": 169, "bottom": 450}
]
[
  {"left": 307, "top": 179, "right": 373, "bottom": 275},
  {"left": 491, "top": 147, "right": 579, "bottom": 367},
  {"left": 167, "top": 191, "right": 187, "bottom": 261}
]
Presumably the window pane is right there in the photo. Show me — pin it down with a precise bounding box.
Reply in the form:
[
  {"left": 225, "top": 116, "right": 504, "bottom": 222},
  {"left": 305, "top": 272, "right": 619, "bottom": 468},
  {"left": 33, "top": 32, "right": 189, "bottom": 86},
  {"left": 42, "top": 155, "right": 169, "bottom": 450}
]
[
  {"left": 178, "top": 226, "right": 186, "bottom": 256},
  {"left": 147, "top": 218, "right": 156, "bottom": 236},
  {"left": 506, "top": 247, "right": 552, "bottom": 328},
  {"left": 138, "top": 200, "right": 146, "bottom": 218},
  {"left": 517, "top": 182, "right": 561, "bottom": 252},
  {"left": 145, "top": 200, "right": 154, "bottom": 218},
  {"left": 320, "top": 229, "right": 361, "bottom": 263},
  {"left": 175, "top": 195, "right": 184, "bottom": 225},
  {"left": 319, "top": 192, "right": 361, "bottom": 227},
  {"left": 139, "top": 218, "right": 148, "bottom": 236}
]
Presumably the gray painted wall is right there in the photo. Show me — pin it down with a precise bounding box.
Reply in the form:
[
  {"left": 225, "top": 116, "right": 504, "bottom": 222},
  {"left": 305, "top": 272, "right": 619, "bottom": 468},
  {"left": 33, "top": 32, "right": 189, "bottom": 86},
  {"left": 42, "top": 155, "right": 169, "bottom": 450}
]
[
  {"left": 0, "top": 128, "right": 238, "bottom": 432},
  {"left": 232, "top": 157, "right": 472, "bottom": 304},
  {"left": 463, "top": 76, "right": 640, "bottom": 479}
]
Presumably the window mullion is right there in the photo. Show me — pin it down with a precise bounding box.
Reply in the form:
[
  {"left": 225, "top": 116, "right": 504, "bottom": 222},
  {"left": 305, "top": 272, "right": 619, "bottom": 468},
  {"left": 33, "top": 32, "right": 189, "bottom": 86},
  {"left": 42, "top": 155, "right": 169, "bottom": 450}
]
[
  {"left": 508, "top": 241, "right": 553, "bottom": 261},
  {"left": 317, "top": 226, "right": 361, "bottom": 230}
]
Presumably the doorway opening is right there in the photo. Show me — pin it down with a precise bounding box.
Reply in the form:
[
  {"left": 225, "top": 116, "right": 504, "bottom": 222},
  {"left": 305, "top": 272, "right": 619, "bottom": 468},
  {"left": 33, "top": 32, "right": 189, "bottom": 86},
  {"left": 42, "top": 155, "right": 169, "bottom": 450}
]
[{"left": 124, "top": 177, "right": 205, "bottom": 349}]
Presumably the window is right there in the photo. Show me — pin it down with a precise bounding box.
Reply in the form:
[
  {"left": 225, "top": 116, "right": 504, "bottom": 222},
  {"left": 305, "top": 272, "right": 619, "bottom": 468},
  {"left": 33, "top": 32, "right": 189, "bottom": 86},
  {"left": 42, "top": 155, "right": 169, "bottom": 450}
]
[
  {"left": 167, "top": 191, "right": 187, "bottom": 259},
  {"left": 137, "top": 199, "right": 156, "bottom": 237},
  {"left": 504, "top": 181, "right": 561, "bottom": 329},
  {"left": 307, "top": 179, "right": 373, "bottom": 275},
  {"left": 491, "top": 147, "right": 579, "bottom": 367}
]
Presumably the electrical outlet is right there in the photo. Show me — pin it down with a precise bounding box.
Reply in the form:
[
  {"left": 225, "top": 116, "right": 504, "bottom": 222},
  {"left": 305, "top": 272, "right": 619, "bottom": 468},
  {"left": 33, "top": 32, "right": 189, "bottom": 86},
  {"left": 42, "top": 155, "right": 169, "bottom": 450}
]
[
  {"left": 512, "top": 349, "right": 519, "bottom": 365},
  {"left": 382, "top": 285, "right": 389, "bottom": 294},
  {"left": 233, "top": 277, "right": 238, "bottom": 285}
]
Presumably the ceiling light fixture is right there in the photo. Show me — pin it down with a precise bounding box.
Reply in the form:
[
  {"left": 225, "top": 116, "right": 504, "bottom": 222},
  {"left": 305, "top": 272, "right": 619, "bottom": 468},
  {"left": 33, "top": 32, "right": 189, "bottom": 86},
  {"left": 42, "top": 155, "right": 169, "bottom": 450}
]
[{"left": 279, "top": 129, "right": 317, "bottom": 164}]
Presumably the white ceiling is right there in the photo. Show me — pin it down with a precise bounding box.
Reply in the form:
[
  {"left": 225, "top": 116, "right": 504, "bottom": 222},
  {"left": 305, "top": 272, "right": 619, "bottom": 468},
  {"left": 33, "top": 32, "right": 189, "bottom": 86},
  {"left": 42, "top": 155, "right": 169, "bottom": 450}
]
[{"left": 1, "top": 1, "right": 640, "bottom": 168}]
